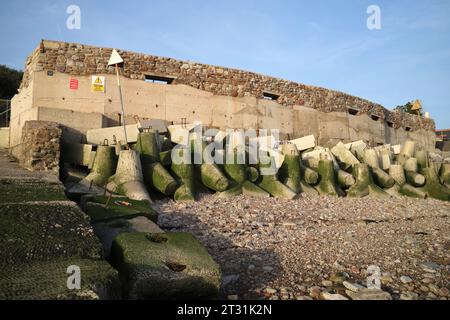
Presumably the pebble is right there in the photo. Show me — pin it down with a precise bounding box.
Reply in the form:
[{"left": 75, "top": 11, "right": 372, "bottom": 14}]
[
  {"left": 400, "top": 276, "right": 413, "bottom": 284},
  {"left": 400, "top": 291, "right": 419, "bottom": 300},
  {"left": 321, "top": 280, "right": 333, "bottom": 287},
  {"left": 228, "top": 295, "right": 239, "bottom": 300},
  {"left": 343, "top": 281, "right": 364, "bottom": 292},
  {"left": 321, "top": 292, "right": 348, "bottom": 300},
  {"left": 421, "top": 262, "right": 440, "bottom": 273},
  {"left": 347, "top": 289, "right": 392, "bottom": 301}
]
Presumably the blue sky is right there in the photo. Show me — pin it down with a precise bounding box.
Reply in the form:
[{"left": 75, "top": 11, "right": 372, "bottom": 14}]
[{"left": 1, "top": 0, "right": 449, "bottom": 128}]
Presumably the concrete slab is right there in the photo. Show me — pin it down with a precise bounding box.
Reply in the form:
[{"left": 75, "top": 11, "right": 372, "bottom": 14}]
[
  {"left": 290, "top": 135, "right": 316, "bottom": 152},
  {"left": 61, "top": 143, "right": 93, "bottom": 166},
  {"left": 0, "top": 128, "right": 9, "bottom": 149},
  {"left": 138, "top": 119, "right": 169, "bottom": 133},
  {"left": 86, "top": 124, "right": 141, "bottom": 145}
]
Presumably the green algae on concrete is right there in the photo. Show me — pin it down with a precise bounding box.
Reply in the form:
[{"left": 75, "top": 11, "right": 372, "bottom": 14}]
[
  {"left": 110, "top": 232, "right": 221, "bottom": 300},
  {"left": 278, "top": 153, "right": 302, "bottom": 193},
  {"left": 257, "top": 157, "right": 297, "bottom": 200},
  {"left": 0, "top": 202, "right": 104, "bottom": 264},
  {"left": 0, "top": 180, "right": 67, "bottom": 203},
  {"left": 0, "top": 258, "right": 120, "bottom": 300},
  {"left": 174, "top": 184, "right": 196, "bottom": 201},
  {"left": 247, "top": 166, "right": 260, "bottom": 183},
  {"left": 200, "top": 164, "right": 229, "bottom": 192},
  {"left": 419, "top": 164, "right": 450, "bottom": 201},
  {"left": 242, "top": 181, "right": 270, "bottom": 198},
  {"left": 405, "top": 171, "right": 426, "bottom": 187},
  {"left": 159, "top": 150, "right": 172, "bottom": 167},
  {"left": 371, "top": 167, "right": 395, "bottom": 189},
  {"left": 84, "top": 145, "right": 117, "bottom": 187},
  {"left": 315, "top": 160, "right": 339, "bottom": 197},
  {"left": 347, "top": 164, "right": 389, "bottom": 198},
  {"left": 83, "top": 195, "right": 158, "bottom": 223},
  {"left": 135, "top": 131, "right": 160, "bottom": 164},
  {"left": 440, "top": 163, "right": 450, "bottom": 187},
  {"left": 142, "top": 162, "right": 178, "bottom": 196},
  {"left": 399, "top": 184, "right": 428, "bottom": 199},
  {"left": 299, "top": 161, "right": 319, "bottom": 186}
]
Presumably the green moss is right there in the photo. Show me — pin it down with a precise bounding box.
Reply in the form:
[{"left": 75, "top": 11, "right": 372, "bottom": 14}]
[
  {"left": 174, "top": 184, "right": 196, "bottom": 202},
  {"left": 0, "top": 258, "right": 120, "bottom": 300},
  {"left": 372, "top": 167, "right": 395, "bottom": 188},
  {"left": 0, "top": 202, "right": 103, "bottom": 265},
  {"left": 135, "top": 132, "right": 160, "bottom": 164},
  {"left": 159, "top": 150, "right": 172, "bottom": 167},
  {"left": 83, "top": 195, "right": 158, "bottom": 223},
  {"left": 247, "top": 166, "right": 260, "bottom": 183},
  {"left": 299, "top": 162, "right": 319, "bottom": 185},
  {"left": 347, "top": 164, "right": 389, "bottom": 198},
  {"left": 142, "top": 163, "right": 178, "bottom": 196},
  {"left": 85, "top": 146, "right": 117, "bottom": 187},
  {"left": 315, "top": 160, "right": 339, "bottom": 197},
  {"left": 110, "top": 232, "right": 221, "bottom": 300},
  {"left": 0, "top": 180, "right": 66, "bottom": 204},
  {"left": 278, "top": 154, "right": 301, "bottom": 193},
  {"left": 419, "top": 165, "right": 450, "bottom": 201},
  {"left": 200, "top": 164, "right": 229, "bottom": 192},
  {"left": 399, "top": 184, "right": 427, "bottom": 199}
]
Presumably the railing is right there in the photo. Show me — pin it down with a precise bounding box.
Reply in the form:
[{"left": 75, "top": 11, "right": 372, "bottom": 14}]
[{"left": 0, "top": 99, "right": 11, "bottom": 127}]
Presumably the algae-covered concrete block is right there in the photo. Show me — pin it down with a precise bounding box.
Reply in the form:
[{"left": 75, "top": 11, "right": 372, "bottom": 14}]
[
  {"left": 83, "top": 195, "right": 158, "bottom": 223},
  {"left": 290, "top": 135, "right": 315, "bottom": 151},
  {"left": 62, "top": 143, "right": 93, "bottom": 167},
  {"left": 0, "top": 179, "right": 67, "bottom": 203},
  {"left": 87, "top": 124, "right": 141, "bottom": 145},
  {"left": 110, "top": 232, "right": 221, "bottom": 300},
  {"left": 138, "top": 119, "right": 169, "bottom": 133},
  {"left": 94, "top": 217, "right": 164, "bottom": 258},
  {"left": 0, "top": 258, "right": 120, "bottom": 300}
]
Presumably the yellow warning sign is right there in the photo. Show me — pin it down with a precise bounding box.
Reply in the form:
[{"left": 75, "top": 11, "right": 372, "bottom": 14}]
[{"left": 91, "top": 76, "right": 105, "bottom": 92}]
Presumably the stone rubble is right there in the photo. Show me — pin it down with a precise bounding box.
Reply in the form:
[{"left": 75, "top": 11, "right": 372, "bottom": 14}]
[{"left": 156, "top": 194, "right": 450, "bottom": 300}]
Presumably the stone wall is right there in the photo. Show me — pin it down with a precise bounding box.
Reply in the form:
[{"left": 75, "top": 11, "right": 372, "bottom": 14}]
[
  {"left": 18, "top": 121, "right": 61, "bottom": 173},
  {"left": 20, "top": 40, "right": 434, "bottom": 132}
]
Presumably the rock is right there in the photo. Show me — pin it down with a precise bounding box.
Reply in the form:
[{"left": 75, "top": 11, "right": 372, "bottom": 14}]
[
  {"left": 400, "top": 291, "right": 419, "bottom": 300},
  {"left": 309, "top": 286, "right": 322, "bottom": 299},
  {"left": 438, "top": 287, "right": 449, "bottom": 297},
  {"left": 321, "top": 280, "right": 333, "bottom": 287},
  {"left": 264, "top": 288, "right": 277, "bottom": 295},
  {"left": 329, "top": 272, "right": 348, "bottom": 284},
  {"left": 400, "top": 276, "right": 413, "bottom": 284},
  {"left": 421, "top": 262, "right": 440, "bottom": 273},
  {"left": 228, "top": 295, "right": 239, "bottom": 300},
  {"left": 346, "top": 289, "right": 392, "bottom": 300},
  {"left": 321, "top": 292, "right": 348, "bottom": 300},
  {"left": 263, "top": 266, "right": 274, "bottom": 272},
  {"left": 222, "top": 274, "right": 240, "bottom": 287},
  {"left": 343, "top": 281, "right": 364, "bottom": 292}
]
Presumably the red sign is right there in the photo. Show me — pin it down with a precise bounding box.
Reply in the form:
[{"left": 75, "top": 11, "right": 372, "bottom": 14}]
[{"left": 69, "top": 78, "right": 78, "bottom": 90}]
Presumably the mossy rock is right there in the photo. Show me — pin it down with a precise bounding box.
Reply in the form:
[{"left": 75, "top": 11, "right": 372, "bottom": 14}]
[
  {"left": 110, "top": 232, "right": 221, "bottom": 300},
  {"left": 0, "top": 257, "right": 120, "bottom": 300},
  {"left": 83, "top": 195, "right": 158, "bottom": 223},
  {"left": 0, "top": 202, "right": 103, "bottom": 265},
  {"left": 0, "top": 179, "right": 66, "bottom": 203}
]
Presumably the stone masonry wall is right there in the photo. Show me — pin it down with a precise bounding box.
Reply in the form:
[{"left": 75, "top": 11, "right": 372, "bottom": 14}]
[
  {"left": 20, "top": 40, "right": 435, "bottom": 132},
  {"left": 19, "top": 121, "right": 61, "bottom": 173}
]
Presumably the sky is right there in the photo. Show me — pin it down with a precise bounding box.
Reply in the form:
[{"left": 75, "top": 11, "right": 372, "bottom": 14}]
[{"left": 0, "top": 0, "right": 449, "bottom": 128}]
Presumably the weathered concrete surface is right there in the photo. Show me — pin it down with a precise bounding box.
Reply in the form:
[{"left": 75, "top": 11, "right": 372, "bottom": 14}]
[
  {"left": 10, "top": 40, "right": 436, "bottom": 152},
  {"left": 0, "top": 149, "right": 120, "bottom": 299},
  {"left": 0, "top": 128, "right": 9, "bottom": 149}
]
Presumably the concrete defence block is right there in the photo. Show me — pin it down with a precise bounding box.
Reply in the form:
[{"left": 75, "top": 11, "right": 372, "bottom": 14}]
[
  {"left": 138, "top": 119, "right": 169, "bottom": 134},
  {"left": 93, "top": 217, "right": 164, "bottom": 259},
  {"left": 87, "top": 124, "right": 141, "bottom": 145},
  {"left": 379, "top": 149, "right": 392, "bottom": 170},
  {"left": 290, "top": 135, "right": 316, "bottom": 152},
  {"left": 302, "top": 148, "right": 339, "bottom": 170},
  {"left": 168, "top": 123, "right": 201, "bottom": 145},
  {"left": 392, "top": 145, "right": 402, "bottom": 155},
  {"left": 81, "top": 195, "right": 158, "bottom": 224},
  {"left": 61, "top": 143, "right": 93, "bottom": 167},
  {"left": 0, "top": 128, "right": 9, "bottom": 149},
  {"left": 344, "top": 140, "right": 367, "bottom": 151},
  {"left": 110, "top": 232, "right": 221, "bottom": 300},
  {"left": 331, "top": 142, "right": 360, "bottom": 169}
]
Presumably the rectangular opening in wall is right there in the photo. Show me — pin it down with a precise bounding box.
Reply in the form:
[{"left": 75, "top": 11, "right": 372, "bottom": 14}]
[
  {"left": 263, "top": 92, "right": 280, "bottom": 101},
  {"left": 387, "top": 121, "right": 394, "bottom": 128},
  {"left": 347, "top": 107, "right": 359, "bottom": 116},
  {"left": 371, "top": 114, "right": 380, "bottom": 121},
  {"left": 405, "top": 127, "right": 412, "bottom": 132},
  {"left": 144, "top": 75, "right": 174, "bottom": 85}
]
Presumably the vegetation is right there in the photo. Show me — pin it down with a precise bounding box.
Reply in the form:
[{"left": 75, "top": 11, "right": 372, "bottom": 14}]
[
  {"left": 0, "top": 65, "right": 23, "bottom": 99},
  {"left": 395, "top": 101, "right": 423, "bottom": 116}
]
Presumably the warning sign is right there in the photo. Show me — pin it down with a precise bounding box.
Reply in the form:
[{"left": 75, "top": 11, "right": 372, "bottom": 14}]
[
  {"left": 69, "top": 78, "right": 78, "bottom": 90},
  {"left": 91, "top": 76, "right": 105, "bottom": 92}
]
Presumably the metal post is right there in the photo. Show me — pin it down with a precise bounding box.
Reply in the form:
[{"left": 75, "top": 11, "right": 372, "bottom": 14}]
[{"left": 115, "top": 64, "right": 128, "bottom": 145}]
